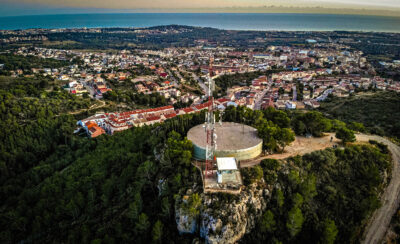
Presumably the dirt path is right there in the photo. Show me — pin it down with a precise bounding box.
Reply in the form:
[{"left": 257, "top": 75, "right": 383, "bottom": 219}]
[
  {"left": 241, "top": 133, "right": 341, "bottom": 167},
  {"left": 55, "top": 100, "right": 106, "bottom": 117},
  {"left": 241, "top": 133, "right": 400, "bottom": 244},
  {"left": 69, "top": 99, "right": 106, "bottom": 115}
]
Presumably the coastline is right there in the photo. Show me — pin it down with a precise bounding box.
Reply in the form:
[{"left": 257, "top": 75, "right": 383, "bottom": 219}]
[{"left": 0, "top": 13, "right": 400, "bottom": 32}]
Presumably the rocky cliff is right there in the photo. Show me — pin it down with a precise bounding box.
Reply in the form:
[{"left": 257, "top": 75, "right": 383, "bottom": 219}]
[{"left": 175, "top": 181, "right": 271, "bottom": 243}]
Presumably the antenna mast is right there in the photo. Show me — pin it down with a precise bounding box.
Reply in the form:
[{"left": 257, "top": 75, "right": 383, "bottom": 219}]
[{"left": 204, "top": 56, "right": 216, "bottom": 190}]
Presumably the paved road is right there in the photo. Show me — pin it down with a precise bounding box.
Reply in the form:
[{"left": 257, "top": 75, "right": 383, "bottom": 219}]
[
  {"left": 293, "top": 85, "right": 297, "bottom": 101},
  {"left": 240, "top": 133, "right": 400, "bottom": 244},
  {"left": 360, "top": 134, "right": 400, "bottom": 244},
  {"left": 254, "top": 87, "right": 269, "bottom": 110},
  {"left": 192, "top": 73, "right": 208, "bottom": 95},
  {"left": 165, "top": 68, "right": 179, "bottom": 87}
]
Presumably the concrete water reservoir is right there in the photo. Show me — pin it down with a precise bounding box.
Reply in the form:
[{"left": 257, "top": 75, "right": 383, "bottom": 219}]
[{"left": 187, "top": 122, "right": 262, "bottom": 161}]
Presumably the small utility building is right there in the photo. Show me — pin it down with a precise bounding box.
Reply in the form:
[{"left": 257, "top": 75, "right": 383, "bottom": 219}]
[{"left": 216, "top": 157, "right": 239, "bottom": 184}]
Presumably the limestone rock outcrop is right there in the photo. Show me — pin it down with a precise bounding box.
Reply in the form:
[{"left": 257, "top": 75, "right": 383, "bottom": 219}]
[{"left": 176, "top": 181, "right": 271, "bottom": 243}]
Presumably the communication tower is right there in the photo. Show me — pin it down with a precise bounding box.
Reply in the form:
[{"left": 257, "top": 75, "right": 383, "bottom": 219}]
[{"left": 204, "top": 57, "right": 216, "bottom": 187}]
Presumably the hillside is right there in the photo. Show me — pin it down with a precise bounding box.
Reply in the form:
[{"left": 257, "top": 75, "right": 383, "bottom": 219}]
[
  {"left": 241, "top": 143, "right": 391, "bottom": 243},
  {"left": 0, "top": 74, "right": 396, "bottom": 243},
  {"left": 319, "top": 91, "right": 400, "bottom": 139}
]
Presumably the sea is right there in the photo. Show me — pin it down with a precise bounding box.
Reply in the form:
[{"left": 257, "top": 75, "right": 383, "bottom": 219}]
[{"left": 0, "top": 13, "right": 400, "bottom": 32}]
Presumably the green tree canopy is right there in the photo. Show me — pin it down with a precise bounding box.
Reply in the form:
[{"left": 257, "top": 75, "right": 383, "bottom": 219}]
[
  {"left": 322, "top": 218, "right": 338, "bottom": 244},
  {"left": 336, "top": 127, "right": 356, "bottom": 144},
  {"left": 286, "top": 207, "right": 304, "bottom": 238}
]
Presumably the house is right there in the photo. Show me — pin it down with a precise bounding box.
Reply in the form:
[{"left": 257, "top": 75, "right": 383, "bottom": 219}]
[
  {"left": 69, "top": 81, "right": 78, "bottom": 88},
  {"left": 285, "top": 101, "right": 296, "bottom": 110},
  {"left": 304, "top": 100, "right": 320, "bottom": 109},
  {"left": 216, "top": 98, "right": 230, "bottom": 106},
  {"left": 171, "top": 89, "right": 181, "bottom": 97},
  {"left": 194, "top": 102, "right": 211, "bottom": 111},
  {"left": 295, "top": 101, "right": 306, "bottom": 109},
  {"left": 163, "top": 113, "right": 177, "bottom": 120},
  {"left": 275, "top": 101, "right": 286, "bottom": 110},
  {"left": 85, "top": 121, "right": 105, "bottom": 138},
  {"left": 95, "top": 81, "right": 107, "bottom": 89},
  {"left": 59, "top": 75, "right": 70, "bottom": 81},
  {"left": 71, "top": 83, "right": 88, "bottom": 95},
  {"left": 143, "top": 105, "right": 175, "bottom": 116},
  {"left": 161, "top": 80, "right": 173, "bottom": 88},
  {"left": 310, "top": 101, "right": 320, "bottom": 108},
  {"left": 261, "top": 98, "right": 274, "bottom": 110},
  {"left": 136, "top": 84, "right": 150, "bottom": 93},
  {"left": 177, "top": 107, "right": 195, "bottom": 115},
  {"left": 159, "top": 72, "right": 168, "bottom": 78},
  {"left": 144, "top": 115, "right": 162, "bottom": 125}
]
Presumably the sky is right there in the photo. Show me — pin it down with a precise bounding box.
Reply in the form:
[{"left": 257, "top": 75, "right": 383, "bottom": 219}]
[{"left": 0, "top": 0, "right": 400, "bottom": 16}]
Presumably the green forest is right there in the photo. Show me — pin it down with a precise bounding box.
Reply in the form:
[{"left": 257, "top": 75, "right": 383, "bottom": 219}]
[
  {"left": 214, "top": 69, "right": 285, "bottom": 93},
  {"left": 0, "top": 72, "right": 393, "bottom": 243},
  {"left": 241, "top": 142, "right": 391, "bottom": 243},
  {"left": 0, "top": 73, "right": 210, "bottom": 242},
  {"left": 103, "top": 90, "right": 168, "bottom": 108},
  {"left": 0, "top": 53, "right": 74, "bottom": 75},
  {"left": 319, "top": 91, "right": 400, "bottom": 139}
]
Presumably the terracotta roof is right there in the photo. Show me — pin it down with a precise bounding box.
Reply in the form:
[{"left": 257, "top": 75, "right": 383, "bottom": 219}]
[
  {"left": 88, "top": 124, "right": 105, "bottom": 138},
  {"left": 194, "top": 101, "right": 211, "bottom": 110},
  {"left": 143, "top": 105, "right": 174, "bottom": 113},
  {"left": 164, "top": 113, "right": 177, "bottom": 119},
  {"left": 85, "top": 121, "right": 97, "bottom": 128},
  {"left": 182, "top": 107, "right": 194, "bottom": 113},
  {"left": 216, "top": 98, "right": 230, "bottom": 104},
  {"left": 146, "top": 115, "right": 161, "bottom": 122}
]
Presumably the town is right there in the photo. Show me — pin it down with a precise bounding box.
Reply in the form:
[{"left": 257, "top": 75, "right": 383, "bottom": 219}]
[
  {"left": 2, "top": 34, "right": 398, "bottom": 137},
  {"left": 1, "top": 20, "right": 400, "bottom": 244}
]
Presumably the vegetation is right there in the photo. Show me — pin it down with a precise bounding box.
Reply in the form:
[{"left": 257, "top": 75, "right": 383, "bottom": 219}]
[
  {"left": 336, "top": 127, "right": 356, "bottom": 144},
  {"left": 214, "top": 71, "right": 264, "bottom": 92},
  {"left": 103, "top": 90, "right": 168, "bottom": 107},
  {"left": 223, "top": 106, "right": 295, "bottom": 153},
  {"left": 0, "top": 75, "right": 96, "bottom": 178},
  {"left": 0, "top": 73, "right": 207, "bottom": 243},
  {"left": 0, "top": 53, "right": 74, "bottom": 75},
  {"left": 319, "top": 91, "right": 400, "bottom": 139},
  {"left": 214, "top": 69, "right": 285, "bottom": 93},
  {"left": 386, "top": 207, "right": 400, "bottom": 243},
  {"left": 241, "top": 165, "right": 264, "bottom": 185},
  {"left": 0, "top": 64, "right": 395, "bottom": 243},
  {"left": 242, "top": 143, "right": 391, "bottom": 244},
  {"left": 291, "top": 111, "right": 332, "bottom": 137}
]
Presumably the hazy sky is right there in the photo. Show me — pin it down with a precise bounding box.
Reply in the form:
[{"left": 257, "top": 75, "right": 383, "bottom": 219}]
[
  {"left": 1, "top": 0, "right": 400, "bottom": 16},
  {"left": 2, "top": 0, "right": 400, "bottom": 8}
]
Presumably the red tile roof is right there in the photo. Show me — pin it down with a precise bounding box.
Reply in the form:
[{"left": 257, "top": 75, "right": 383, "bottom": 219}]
[
  {"left": 146, "top": 115, "right": 161, "bottom": 122},
  {"left": 88, "top": 124, "right": 105, "bottom": 138},
  {"left": 183, "top": 107, "right": 194, "bottom": 113},
  {"left": 194, "top": 101, "right": 211, "bottom": 110},
  {"left": 216, "top": 98, "right": 230, "bottom": 104},
  {"left": 164, "top": 113, "right": 177, "bottom": 119}
]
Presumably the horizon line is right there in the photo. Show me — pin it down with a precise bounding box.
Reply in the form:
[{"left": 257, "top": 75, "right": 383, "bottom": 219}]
[{"left": 1, "top": 11, "right": 400, "bottom": 18}]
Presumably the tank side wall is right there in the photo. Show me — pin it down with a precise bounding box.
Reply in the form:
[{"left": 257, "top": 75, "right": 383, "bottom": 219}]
[
  {"left": 193, "top": 144, "right": 206, "bottom": 160},
  {"left": 192, "top": 141, "right": 262, "bottom": 161},
  {"left": 214, "top": 142, "right": 262, "bottom": 161}
]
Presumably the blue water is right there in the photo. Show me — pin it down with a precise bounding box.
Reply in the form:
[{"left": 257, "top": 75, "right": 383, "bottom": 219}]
[{"left": 0, "top": 13, "right": 400, "bottom": 32}]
